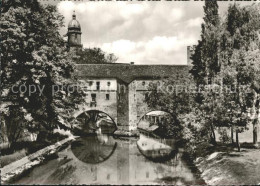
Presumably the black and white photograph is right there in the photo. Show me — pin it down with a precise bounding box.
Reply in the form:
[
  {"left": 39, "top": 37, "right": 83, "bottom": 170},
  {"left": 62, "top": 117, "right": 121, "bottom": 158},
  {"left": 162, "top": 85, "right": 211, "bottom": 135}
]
[{"left": 1, "top": 0, "right": 260, "bottom": 185}]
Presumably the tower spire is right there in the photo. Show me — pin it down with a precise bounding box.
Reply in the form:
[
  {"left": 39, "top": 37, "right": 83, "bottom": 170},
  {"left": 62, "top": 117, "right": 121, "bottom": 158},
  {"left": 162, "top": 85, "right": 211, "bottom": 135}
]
[
  {"left": 73, "top": 10, "right": 76, "bottom": 19},
  {"left": 67, "top": 11, "right": 82, "bottom": 50}
]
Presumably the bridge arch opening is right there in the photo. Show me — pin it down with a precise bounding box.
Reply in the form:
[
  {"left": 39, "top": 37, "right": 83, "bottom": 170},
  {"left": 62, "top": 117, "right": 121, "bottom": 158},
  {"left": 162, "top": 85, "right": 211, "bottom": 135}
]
[
  {"left": 73, "top": 110, "right": 117, "bottom": 136},
  {"left": 71, "top": 110, "right": 118, "bottom": 164},
  {"left": 137, "top": 110, "right": 174, "bottom": 137}
]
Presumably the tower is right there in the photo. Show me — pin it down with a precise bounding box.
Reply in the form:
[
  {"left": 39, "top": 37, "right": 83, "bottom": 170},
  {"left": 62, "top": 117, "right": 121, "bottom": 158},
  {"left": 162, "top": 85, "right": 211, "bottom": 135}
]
[{"left": 67, "top": 11, "right": 82, "bottom": 50}]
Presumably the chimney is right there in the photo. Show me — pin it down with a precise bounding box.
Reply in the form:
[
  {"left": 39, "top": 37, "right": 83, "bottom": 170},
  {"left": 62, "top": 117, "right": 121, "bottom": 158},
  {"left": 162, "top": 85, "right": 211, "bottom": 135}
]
[{"left": 130, "top": 62, "right": 135, "bottom": 65}]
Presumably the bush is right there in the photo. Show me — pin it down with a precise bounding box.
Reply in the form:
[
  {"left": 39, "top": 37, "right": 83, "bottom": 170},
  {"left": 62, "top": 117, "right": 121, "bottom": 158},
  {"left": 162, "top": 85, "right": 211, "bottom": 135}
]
[
  {"left": 194, "top": 142, "right": 215, "bottom": 158},
  {"left": 1, "top": 141, "right": 32, "bottom": 156},
  {"left": 1, "top": 149, "right": 27, "bottom": 168},
  {"left": 37, "top": 131, "right": 67, "bottom": 144},
  {"left": 218, "top": 128, "right": 231, "bottom": 144},
  {"left": 53, "top": 128, "right": 72, "bottom": 137},
  {"left": 1, "top": 130, "right": 69, "bottom": 167}
]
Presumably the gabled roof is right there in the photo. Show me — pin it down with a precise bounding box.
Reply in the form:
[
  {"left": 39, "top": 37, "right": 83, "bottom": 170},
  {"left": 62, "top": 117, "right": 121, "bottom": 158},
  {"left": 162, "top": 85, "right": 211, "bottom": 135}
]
[{"left": 76, "top": 63, "right": 190, "bottom": 84}]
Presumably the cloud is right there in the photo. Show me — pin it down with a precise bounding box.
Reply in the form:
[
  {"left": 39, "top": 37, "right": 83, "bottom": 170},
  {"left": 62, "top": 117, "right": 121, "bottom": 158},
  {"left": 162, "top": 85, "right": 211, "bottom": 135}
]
[
  {"left": 186, "top": 17, "right": 203, "bottom": 28},
  {"left": 58, "top": 1, "right": 241, "bottom": 64},
  {"left": 102, "top": 40, "right": 136, "bottom": 55},
  {"left": 101, "top": 35, "right": 196, "bottom": 65},
  {"left": 57, "top": 2, "right": 189, "bottom": 43},
  {"left": 120, "top": 3, "right": 148, "bottom": 19}
]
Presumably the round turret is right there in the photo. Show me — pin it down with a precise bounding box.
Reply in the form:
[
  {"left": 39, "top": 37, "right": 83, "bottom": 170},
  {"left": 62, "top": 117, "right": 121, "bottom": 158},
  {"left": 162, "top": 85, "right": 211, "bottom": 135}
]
[
  {"left": 68, "top": 11, "right": 81, "bottom": 29},
  {"left": 67, "top": 11, "right": 82, "bottom": 49}
]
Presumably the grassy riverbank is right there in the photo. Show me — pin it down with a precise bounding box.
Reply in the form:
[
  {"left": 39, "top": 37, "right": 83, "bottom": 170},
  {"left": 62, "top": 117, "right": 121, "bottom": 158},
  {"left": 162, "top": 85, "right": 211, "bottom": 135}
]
[
  {"left": 195, "top": 145, "right": 260, "bottom": 185},
  {"left": 1, "top": 132, "right": 68, "bottom": 168},
  {"left": 1, "top": 137, "right": 75, "bottom": 184}
]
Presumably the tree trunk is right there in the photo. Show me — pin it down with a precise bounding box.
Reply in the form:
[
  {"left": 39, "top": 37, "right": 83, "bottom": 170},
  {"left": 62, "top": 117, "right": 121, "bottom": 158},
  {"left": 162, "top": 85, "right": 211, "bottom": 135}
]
[
  {"left": 253, "top": 124, "right": 258, "bottom": 145},
  {"left": 210, "top": 122, "right": 217, "bottom": 145},
  {"left": 236, "top": 129, "right": 240, "bottom": 152},
  {"left": 231, "top": 125, "right": 234, "bottom": 145},
  {"left": 253, "top": 98, "right": 259, "bottom": 145}
]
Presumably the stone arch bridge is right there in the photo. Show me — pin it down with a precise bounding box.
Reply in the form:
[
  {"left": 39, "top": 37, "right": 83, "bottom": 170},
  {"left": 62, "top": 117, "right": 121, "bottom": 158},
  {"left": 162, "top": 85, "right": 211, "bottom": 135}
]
[{"left": 74, "top": 63, "right": 190, "bottom": 131}]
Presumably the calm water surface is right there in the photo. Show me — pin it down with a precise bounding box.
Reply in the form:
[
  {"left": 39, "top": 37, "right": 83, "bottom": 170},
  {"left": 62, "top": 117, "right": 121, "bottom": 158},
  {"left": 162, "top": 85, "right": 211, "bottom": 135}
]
[{"left": 11, "top": 136, "right": 205, "bottom": 185}]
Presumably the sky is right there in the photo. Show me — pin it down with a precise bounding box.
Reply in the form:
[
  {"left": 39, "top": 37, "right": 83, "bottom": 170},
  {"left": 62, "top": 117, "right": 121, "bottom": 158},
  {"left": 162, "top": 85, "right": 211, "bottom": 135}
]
[{"left": 52, "top": 1, "right": 257, "bottom": 65}]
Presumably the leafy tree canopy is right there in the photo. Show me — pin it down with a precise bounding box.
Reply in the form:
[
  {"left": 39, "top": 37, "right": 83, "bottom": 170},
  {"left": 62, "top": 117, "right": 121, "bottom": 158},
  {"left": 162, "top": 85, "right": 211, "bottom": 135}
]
[
  {"left": 1, "top": 0, "right": 86, "bottom": 138},
  {"left": 74, "top": 47, "right": 118, "bottom": 64}
]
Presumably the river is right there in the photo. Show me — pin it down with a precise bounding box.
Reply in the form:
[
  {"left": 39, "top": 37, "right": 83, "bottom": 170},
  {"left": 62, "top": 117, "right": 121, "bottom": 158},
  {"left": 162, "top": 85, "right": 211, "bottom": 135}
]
[{"left": 10, "top": 135, "right": 205, "bottom": 185}]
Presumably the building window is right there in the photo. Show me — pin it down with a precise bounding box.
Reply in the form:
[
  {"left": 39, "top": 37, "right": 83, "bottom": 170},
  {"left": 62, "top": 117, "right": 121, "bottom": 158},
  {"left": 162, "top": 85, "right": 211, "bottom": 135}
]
[
  {"left": 90, "top": 94, "right": 96, "bottom": 107},
  {"left": 82, "top": 86, "right": 88, "bottom": 92},
  {"left": 91, "top": 94, "right": 96, "bottom": 102},
  {"left": 107, "top": 82, "right": 111, "bottom": 86},
  {"left": 89, "top": 81, "right": 93, "bottom": 86},
  {"left": 142, "top": 81, "right": 146, "bottom": 86},
  {"left": 96, "top": 82, "right": 100, "bottom": 90},
  {"left": 106, "top": 94, "right": 110, "bottom": 100}
]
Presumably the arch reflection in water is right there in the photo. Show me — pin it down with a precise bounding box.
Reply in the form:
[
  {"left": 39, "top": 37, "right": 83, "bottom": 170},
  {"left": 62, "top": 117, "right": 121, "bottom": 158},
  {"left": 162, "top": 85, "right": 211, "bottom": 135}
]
[
  {"left": 73, "top": 110, "right": 117, "bottom": 136},
  {"left": 71, "top": 135, "right": 117, "bottom": 164},
  {"left": 72, "top": 110, "right": 117, "bottom": 164},
  {"left": 137, "top": 111, "right": 177, "bottom": 162}
]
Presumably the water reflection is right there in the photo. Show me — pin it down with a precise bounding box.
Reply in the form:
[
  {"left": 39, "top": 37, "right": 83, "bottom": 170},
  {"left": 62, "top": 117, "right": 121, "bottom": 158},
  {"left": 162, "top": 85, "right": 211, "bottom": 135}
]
[
  {"left": 137, "top": 134, "right": 177, "bottom": 162},
  {"left": 137, "top": 111, "right": 177, "bottom": 162},
  {"left": 11, "top": 138, "right": 204, "bottom": 185},
  {"left": 11, "top": 109, "right": 205, "bottom": 184},
  {"left": 71, "top": 134, "right": 117, "bottom": 164}
]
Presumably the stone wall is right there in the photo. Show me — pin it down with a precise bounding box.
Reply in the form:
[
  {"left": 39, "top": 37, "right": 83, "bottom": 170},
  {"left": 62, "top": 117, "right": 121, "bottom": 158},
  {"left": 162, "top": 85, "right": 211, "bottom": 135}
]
[
  {"left": 73, "top": 78, "right": 118, "bottom": 124},
  {"left": 128, "top": 80, "right": 159, "bottom": 130},
  {"left": 117, "top": 81, "right": 129, "bottom": 130},
  {"left": 75, "top": 77, "right": 164, "bottom": 131},
  {"left": 128, "top": 81, "right": 138, "bottom": 131}
]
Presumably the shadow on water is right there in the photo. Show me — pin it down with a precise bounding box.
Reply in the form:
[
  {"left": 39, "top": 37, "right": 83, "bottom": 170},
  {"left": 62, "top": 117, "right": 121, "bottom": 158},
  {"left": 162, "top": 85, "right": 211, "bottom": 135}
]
[
  {"left": 157, "top": 176, "right": 193, "bottom": 185},
  {"left": 71, "top": 134, "right": 117, "bottom": 164},
  {"left": 180, "top": 152, "right": 206, "bottom": 185}
]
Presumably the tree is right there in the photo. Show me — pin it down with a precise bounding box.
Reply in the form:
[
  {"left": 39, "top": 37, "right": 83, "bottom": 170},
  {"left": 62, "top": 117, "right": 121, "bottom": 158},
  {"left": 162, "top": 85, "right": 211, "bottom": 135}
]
[
  {"left": 215, "top": 54, "right": 252, "bottom": 151},
  {"left": 190, "top": 0, "right": 220, "bottom": 86},
  {"left": 3, "top": 106, "right": 27, "bottom": 149},
  {"left": 75, "top": 47, "right": 118, "bottom": 64},
  {"left": 189, "top": 0, "right": 221, "bottom": 144},
  {"left": 1, "top": 0, "right": 86, "bottom": 145},
  {"left": 145, "top": 68, "right": 195, "bottom": 140},
  {"left": 190, "top": 2, "right": 260, "bottom": 148},
  {"left": 220, "top": 3, "right": 260, "bottom": 146},
  {"left": 180, "top": 107, "right": 212, "bottom": 157}
]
